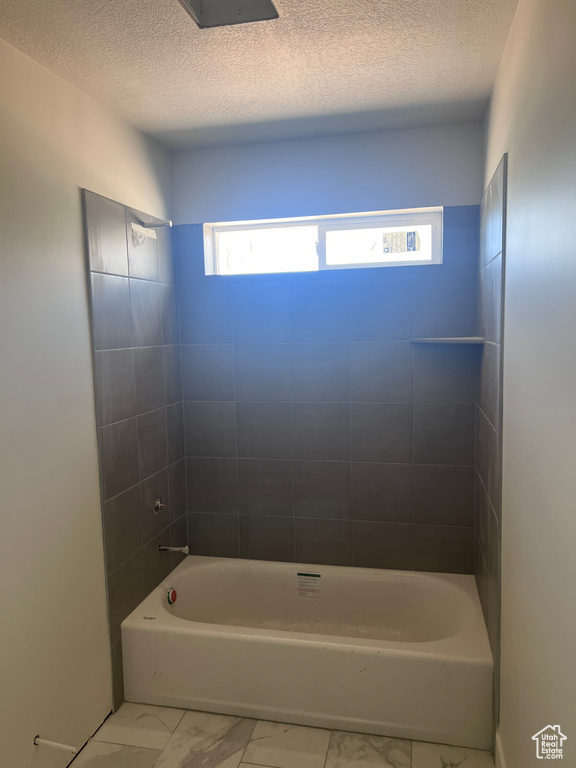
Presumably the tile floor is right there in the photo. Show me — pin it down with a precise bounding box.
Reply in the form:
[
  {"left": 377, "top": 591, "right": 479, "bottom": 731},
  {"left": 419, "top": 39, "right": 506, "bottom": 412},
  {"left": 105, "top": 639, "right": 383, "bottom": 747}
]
[{"left": 72, "top": 703, "right": 494, "bottom": 768}]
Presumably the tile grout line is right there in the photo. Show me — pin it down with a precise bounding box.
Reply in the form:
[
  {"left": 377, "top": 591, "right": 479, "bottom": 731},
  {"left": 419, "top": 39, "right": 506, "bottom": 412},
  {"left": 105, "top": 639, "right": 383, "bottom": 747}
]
[
  {"left": 347, "top": 340, "right": 354, "bottom": 567},
  {"left": 288, "top": 342, "right": 296, "bottom": 563},
  {"left": 232, "top": 341, "right": 241, "bottom": 557},
  {"left": 160, "top": 291, "right": 172, "bottom": 564},
  {"left": 174, "top": 237, "right": 189, "bottom": 553},
  {"left": 235, "top": 717, "right": 258, "bottom": 767},
  {"left": 410, "top": 272, "right": 416, "bottom": 575},
  {"left": 320, "top": 729, "right": 334, "bottom": 768},
  {"left": 125, "top": 268, "right": 147, "bottom": 617}
]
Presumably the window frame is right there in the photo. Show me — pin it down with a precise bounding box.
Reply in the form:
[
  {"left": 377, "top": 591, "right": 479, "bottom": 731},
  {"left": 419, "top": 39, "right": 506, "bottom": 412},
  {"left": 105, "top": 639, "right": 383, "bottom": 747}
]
[{"left": 204, "top": 207, "right": 443, "bottom": 276}]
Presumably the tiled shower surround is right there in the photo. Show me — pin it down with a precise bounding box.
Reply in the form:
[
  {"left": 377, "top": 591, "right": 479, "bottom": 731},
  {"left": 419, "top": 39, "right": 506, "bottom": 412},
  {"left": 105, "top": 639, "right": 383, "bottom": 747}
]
[
  {"left": 85, "top": 197, "right": 489, "bottom": 709},
  {"left": 475, "top": 156, "right": 506, "bottom": 722},
  {"left": 174, "top": 206, "right": 481, "bottom": 572},
  {"left": 84, "top": 191, "right": 186, "bottom": 708}
]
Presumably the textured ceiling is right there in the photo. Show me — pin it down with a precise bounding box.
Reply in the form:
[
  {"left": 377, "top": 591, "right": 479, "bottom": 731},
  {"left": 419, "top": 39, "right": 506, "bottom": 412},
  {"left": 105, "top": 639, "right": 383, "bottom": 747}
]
[{"left": 0, "top": 0, "right": 518, "bottom": 147}]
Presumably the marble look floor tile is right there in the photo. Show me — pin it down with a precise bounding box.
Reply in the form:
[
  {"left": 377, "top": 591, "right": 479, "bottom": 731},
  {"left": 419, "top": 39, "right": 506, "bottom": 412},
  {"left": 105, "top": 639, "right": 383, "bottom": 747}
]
[
  {"left": 154, "top": 710, "right": 256, "bottom": 768},
  {"left": 92, "top": 703, "right": 185, "bottom": 750},
  {"left": 325, "top": 731, "right": 411, "bottom": 768},
  {"left": 72, "top": 740, "right": 160, "bottom": 767},
  {"left": 412, "top": 741, "right": 494, "bottom": 768},
  {"left": 242, "top": 721, "right": 331, "bottom": 768}
]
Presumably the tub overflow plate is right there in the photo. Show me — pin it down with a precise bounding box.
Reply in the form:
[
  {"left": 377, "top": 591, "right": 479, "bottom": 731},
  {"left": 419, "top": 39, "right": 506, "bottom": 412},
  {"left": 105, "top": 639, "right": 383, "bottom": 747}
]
[{"left": 167, "top": 588, "right": 177, "bottom": 605}]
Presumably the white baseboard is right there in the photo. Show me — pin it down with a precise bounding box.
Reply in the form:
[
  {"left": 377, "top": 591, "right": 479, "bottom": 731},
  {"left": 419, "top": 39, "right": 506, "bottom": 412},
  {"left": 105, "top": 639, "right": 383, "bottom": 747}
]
[{"left": 495, "top": 729, "right": 506, "bottom": 768}]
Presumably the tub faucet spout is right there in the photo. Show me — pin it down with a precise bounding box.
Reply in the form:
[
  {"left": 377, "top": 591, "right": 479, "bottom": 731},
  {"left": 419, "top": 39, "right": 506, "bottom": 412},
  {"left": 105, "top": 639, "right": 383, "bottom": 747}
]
[{"left": 158, "top": 545, "right": 189, "bottom": 555}]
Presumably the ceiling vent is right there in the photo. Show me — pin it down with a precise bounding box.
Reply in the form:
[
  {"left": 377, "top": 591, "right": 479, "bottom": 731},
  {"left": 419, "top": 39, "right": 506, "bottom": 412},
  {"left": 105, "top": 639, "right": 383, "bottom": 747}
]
[{"left": 177, "top": 0, "right": 279, "bottom": 28}]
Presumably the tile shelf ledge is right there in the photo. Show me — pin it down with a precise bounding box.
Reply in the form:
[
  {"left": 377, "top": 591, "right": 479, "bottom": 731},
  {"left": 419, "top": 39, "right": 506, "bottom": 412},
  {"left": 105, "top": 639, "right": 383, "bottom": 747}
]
[{"left": 411, "top": 336, "right": 485, "bottom": 344}]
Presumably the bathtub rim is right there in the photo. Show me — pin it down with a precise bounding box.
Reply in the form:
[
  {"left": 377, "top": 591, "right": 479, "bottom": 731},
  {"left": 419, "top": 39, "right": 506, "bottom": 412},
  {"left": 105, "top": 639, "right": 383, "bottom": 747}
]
[{"left": 123, "top": 555, "right": 493, "bottom": 665}]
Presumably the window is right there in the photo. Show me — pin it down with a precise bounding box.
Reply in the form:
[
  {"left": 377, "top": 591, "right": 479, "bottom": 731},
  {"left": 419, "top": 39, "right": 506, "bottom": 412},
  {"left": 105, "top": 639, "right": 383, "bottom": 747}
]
[{"left": 204, "top": 207, "right": 443, "bottom": 276}]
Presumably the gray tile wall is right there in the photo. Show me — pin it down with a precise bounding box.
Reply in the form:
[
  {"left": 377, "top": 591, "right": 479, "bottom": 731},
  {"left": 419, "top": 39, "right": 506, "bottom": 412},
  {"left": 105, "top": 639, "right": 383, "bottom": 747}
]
[
  {"left": 475, "top": 157, "right": 506, "bottom": 729},
  {"left": 174, "top": 206, "right": 480, "bottom": 574},
  {"left": 83, "top": 190, "right": 186, "bottom": 709}
]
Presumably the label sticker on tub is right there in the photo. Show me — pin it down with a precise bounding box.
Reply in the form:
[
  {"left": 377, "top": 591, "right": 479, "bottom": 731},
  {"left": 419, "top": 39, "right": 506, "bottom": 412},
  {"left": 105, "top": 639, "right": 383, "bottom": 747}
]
[{"left": 297, "top": 571, "right": 321, "bottom": 599}]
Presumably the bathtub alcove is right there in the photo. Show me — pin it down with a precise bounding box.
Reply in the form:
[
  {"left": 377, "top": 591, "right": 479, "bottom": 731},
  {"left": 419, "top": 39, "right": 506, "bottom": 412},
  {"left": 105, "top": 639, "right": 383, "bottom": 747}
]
[{"left": 122, "top": 555, "right": 493, "bottom": 750}]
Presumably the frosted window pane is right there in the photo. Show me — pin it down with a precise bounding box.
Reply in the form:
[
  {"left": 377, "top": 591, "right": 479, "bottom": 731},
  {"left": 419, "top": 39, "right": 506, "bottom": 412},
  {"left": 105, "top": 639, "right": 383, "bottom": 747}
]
[
  {"left": 216, "top": 226, "right": 318, "bottom": 275},
  {"left": 326, "top": 224, "right": 433, "bottom": 265}
]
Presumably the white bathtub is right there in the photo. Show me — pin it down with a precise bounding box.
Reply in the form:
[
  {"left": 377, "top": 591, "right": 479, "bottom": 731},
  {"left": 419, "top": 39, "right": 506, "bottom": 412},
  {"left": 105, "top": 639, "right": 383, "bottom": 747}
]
[{"left": 122, "top": 556, "right": 493, "bottom": 749}]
